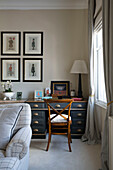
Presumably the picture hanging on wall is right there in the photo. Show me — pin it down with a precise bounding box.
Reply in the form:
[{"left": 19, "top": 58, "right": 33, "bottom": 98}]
[
  {"left": 1, "top": 58, "right": 20, "bottom": 82},
  {"left": 23, "top": 58, "right": 43, "bottom": 82},
  {"left": 1, "top": 32, "right": 21, "bottom": 55},
  {"left": 23, "top": 32, "right": 43, "bottom": 56}
]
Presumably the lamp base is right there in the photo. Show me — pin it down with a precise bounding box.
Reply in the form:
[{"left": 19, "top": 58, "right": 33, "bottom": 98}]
[
  {"left": 78, "top": 91, "right": 83, "bottom": 98},
  {"left": 78, "top": 73, "right": 83, "bottom": 98}
]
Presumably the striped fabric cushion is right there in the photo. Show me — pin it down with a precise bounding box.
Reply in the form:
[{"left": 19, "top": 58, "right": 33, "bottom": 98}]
[
  {"left": 0, "top": 106, "right": 23, "bottom": 150},
  {"left": 0, "top": 150, "right": 5, "bottom": 158},
  {"left": 0, "top": 103, "right": 31, "bottom": 133},
  {"left": 0, "top": 157, "right": 20, "bottom": 170}
]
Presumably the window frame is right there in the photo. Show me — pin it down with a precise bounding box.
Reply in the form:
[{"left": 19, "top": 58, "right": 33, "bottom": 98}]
[{"left": 94, "top": 22, "right": 107, "bottom": 105}]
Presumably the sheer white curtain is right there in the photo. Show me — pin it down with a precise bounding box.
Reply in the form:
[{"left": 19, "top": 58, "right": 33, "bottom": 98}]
[{"left": 101, "top": 0, "right": 113, "bottom": 169}]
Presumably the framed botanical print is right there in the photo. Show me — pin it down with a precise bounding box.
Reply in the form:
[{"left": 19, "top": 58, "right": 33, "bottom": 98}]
[
  {"left": 1, "top": 58, "right": 20, "bottom": 82},
  {"left": 23, "top": 58, "right": 43, "bottom": 82},
  {"left": 51, "top": 81, "right": 70, "bottom": 97},
  {"left": 23, "top": 32, "right": 43, "bottom": 56},
  {"left": 1, "top": 32, "right": 21, "bottom": 55}
]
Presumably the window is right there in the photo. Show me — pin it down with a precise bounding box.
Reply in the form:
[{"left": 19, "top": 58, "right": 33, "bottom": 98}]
[{"left": 94, "top": 26, "right": 107, "bottom": 103}]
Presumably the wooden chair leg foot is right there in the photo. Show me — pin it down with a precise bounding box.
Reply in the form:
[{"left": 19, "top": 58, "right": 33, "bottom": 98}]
[
  {"left": 68, "top": 133, "right": 72, "bottom": 152},
  {"left": 69, "top": 140, "right": 72, "bottom": 152},
  {"left": 46, "top": 134, "right": 51, "bottom": 151},
  {"left": 68, "top": 142, "right": 72, "bottom": 152}
]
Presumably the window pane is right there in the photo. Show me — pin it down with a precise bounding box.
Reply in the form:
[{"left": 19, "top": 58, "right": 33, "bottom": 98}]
[{"left": 94, "top": 28, "right": 107, "bottom": 103}]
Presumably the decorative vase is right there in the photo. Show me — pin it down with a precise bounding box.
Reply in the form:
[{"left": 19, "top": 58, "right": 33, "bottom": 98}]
[{"left": 3, "top": 92, "right": 15, "bottom": 100}]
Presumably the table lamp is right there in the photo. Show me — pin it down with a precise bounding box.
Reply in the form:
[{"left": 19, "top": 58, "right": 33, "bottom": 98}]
[{"left": 70, "top": 60, "right": 88, "bottom": 98}]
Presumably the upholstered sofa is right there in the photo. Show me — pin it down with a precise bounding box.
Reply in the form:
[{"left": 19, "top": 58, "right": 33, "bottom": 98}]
[{"left": 0, "top": 103, "right": 32, "bottom": 170}]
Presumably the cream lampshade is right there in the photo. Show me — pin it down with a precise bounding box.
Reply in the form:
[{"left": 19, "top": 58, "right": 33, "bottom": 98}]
[{"left": 70, "top": 60, "right": 88, "bottom": 98}]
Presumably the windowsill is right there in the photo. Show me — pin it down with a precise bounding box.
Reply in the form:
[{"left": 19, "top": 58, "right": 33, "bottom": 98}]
[{"left": 95, "top": 100, "right": 107, "bottom": 109}]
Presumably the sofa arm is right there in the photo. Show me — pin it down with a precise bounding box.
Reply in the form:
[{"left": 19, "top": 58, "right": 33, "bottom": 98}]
[{"left": 6, "top": 126, "right": 32, "bottom": 160}]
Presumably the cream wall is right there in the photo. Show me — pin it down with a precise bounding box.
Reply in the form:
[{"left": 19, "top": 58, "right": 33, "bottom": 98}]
[{"left": 0, "top": 10, "right": 88, "bottom": 98}]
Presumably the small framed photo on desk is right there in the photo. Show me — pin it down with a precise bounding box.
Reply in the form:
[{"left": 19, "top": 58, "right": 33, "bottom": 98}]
[
  {"left": 51, "top": 81, "right": 70, "bottom": 98},
  {"left": 34, "top": 90, "right": 43, "bottom": 99},
  {"left": 45, "top": 87, "right": 51, "bottom": 96},
  {"left": 16, "top": 92, "right": 22, "bottom": 100}
]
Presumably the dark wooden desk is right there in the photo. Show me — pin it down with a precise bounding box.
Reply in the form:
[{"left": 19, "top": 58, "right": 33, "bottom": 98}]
[
  {"left": 0, "top": 98, "right": 87, "bottom": 139},
  {"left": 27, "top": 99, "right": 87, "bottom": 139}
]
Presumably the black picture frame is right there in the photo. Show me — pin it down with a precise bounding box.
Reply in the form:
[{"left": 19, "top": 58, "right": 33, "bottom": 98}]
[
  {"left": 51, "top": 81, "right": 70, "bottom": 97},
  {"left": 23, "top": 32, "right": 43, "bottom": 56},
  {"left": 23, "top": 58, "right": 43, "bottom": 82},
  {"left": 16, "top": 92, "right": 22, "bottom": 100},
  {"left": 1, "top": 58, "right": 20, "bottom": 82},
  {"left": 1, "top": 32, "right": 21, "bottom": 56}
]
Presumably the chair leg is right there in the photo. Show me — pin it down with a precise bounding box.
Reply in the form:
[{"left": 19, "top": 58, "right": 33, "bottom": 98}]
[
  {"left": 46, "top": 123, "right": 51, "bottom": 151},
  {"left": 46, "top": 132, "right": 51, "bottom": 151},
  {"left": 68, "top": 124, "right": 72, "bottom": 152},
  {"left": 70, "top": 134, "right": 72, "bottom": 143},
  {"left": 68, "top": 133, "right": 72, "bottom": 152}
]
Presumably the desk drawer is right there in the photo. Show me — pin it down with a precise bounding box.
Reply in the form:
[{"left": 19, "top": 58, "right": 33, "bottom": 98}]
[
  {"left": 32, "top": 119, "right": 45, "bottom": 126},
  {"left": 45, "top": 103, "right": 69, "bottom": 109},
  {"left": 71, "top": 110, "right": 86, "bottom": 119},
  {"left": 71, "top": 127, "right": 85, "bottom": 134},
  {"left": 72, "top": 119, "right": 85, "bottom": 127},
  {"left": 72, "top": 102, "right": 87, "bottom": 109},
  {"left": 28, "top": 102, "right": 45, "bottom": 108},
  {"left": 32, "top": 110, "right": 45, "bottom": 119},
  {"left": 32, "top": 127, "right": 45, "bottom": 134}
]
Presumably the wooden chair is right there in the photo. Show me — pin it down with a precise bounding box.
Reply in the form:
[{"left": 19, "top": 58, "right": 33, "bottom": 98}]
[{"left": 44, "top": 99, "right": 73, "bottom": 152}]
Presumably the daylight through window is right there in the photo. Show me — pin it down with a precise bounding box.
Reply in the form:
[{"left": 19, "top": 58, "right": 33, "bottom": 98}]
[{"left": 94, "top": 26, "right": 107, "bottom": 103}]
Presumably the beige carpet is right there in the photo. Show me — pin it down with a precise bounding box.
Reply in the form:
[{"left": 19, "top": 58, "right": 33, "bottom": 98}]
[{"left": 29, "top": 135, "right": 101, "bottom": 170}]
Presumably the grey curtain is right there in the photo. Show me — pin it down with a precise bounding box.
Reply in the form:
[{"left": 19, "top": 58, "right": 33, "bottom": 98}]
[
  {"left": 82, "top": 0, "right": 101, "bottom": 144},
  {"left": 101, "top": 0, "right": 113, "bottom": 169}
]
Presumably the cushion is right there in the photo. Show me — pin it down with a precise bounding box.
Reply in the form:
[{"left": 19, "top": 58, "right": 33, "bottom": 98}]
[
  {"left": 50, "top": 114, "right": 71, "bottom": 123},
  {"left": 0, "top": 150, "right": 5, "bottom": 158},
  {"left": 6, "top": 126, "right": 32, "bottom": 160},
  {"left": 0, "top": 157, "right": 20, "bottom": 170},
  {"left": 0, "top": 106, "right": 23, "bottom": 150}
]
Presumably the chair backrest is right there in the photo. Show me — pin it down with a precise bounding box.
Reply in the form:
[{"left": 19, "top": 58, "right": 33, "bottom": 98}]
[{"left": 44, "top": 99, "right": 73, "bottom": 122}]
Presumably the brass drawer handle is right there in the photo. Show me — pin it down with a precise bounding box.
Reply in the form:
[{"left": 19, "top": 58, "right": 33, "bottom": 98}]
[
  {"left": 34, "top": 129, "right": 38, "bottom": 132},
  {"left": 33, "top": 104, "right": 39, "bottom": 107},
  {"left": 77, "top": 113, "right": 82, "bottom": 117},
  {"left": 77, "top": 129, "right": 82, "bottom": 132},
  {"left": 34, "top": 121, "right": 39, "bottom": 124},
  {"left": 77, "top": 104, "right": 82, "bottom": 108},
  {"left": 77, "top": 121, "right": 82, "bottom": 124},
  {"left": 55, "top": 104, "right": 61, "bottom": 108},
  {"left": 34, "top": 113, "right": 39, "bottom": 116}
]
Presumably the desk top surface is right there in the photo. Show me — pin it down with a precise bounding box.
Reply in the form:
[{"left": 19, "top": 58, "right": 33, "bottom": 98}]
[{"left": 0, "top": 98, "right": 87, "bottom": 103}]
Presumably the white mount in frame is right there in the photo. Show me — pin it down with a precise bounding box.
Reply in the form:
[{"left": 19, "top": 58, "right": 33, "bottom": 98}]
[
  {"left": 1, "top": 58, "right": 20, "bottom": 82},
  {"left": 23, "top": 32, "right": 43, "bottom": 56},
  {"left": 23, "top": 58, "right": 43, "bottom": 82},
  {"left": 1, "top": 32, "right": 21, "bottom": 56}
]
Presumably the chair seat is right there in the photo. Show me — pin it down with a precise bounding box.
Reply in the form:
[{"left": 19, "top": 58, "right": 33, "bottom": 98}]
[{"left": 50, "top": 114, "right": 71, "bottom": 123}]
